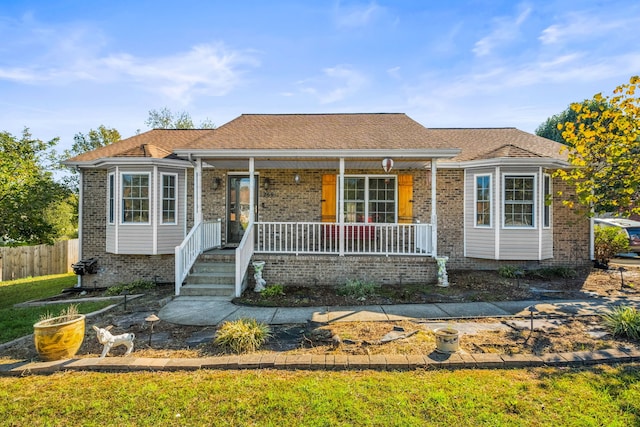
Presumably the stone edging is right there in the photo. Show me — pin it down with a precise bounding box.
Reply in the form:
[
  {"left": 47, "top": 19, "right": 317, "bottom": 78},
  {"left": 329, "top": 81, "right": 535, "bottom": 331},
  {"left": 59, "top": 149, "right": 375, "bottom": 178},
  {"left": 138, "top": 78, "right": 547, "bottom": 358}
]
[{"left": 2, "top": 347, "right": 640, "bottom": 376}]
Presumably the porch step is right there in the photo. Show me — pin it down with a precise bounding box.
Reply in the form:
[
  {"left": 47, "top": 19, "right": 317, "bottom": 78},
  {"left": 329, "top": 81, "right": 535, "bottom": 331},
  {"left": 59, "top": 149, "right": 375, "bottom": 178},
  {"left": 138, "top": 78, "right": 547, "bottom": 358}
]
[
  {"left": 191, "top": 261, "right": 235, "bottom": 274},
  {"left": 180, "top": 283, "right": 235, "bottom": 297},
  {"left": 187, "top": 271, "right": 234, "bottom": 285}
]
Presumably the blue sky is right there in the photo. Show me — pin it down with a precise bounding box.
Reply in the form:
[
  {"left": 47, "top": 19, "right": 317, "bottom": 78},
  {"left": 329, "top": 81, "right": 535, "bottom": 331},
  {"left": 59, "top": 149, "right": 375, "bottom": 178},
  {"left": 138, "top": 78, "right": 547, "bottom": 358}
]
[{"left": 1, "top": 0, "right": 639, "bottom": 151}]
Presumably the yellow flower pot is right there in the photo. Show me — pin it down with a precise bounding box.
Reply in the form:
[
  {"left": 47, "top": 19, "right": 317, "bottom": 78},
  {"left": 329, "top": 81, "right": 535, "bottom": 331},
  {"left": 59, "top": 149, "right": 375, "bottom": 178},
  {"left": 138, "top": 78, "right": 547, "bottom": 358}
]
[{"left": 33, "top": 314, "right": 85, "bottom": 361}]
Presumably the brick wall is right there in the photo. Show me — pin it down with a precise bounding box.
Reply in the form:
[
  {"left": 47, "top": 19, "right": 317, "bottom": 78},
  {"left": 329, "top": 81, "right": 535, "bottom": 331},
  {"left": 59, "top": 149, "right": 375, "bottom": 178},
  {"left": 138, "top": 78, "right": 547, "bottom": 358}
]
[{"left": 253, "top": 254, "right": 437, "bottom": 287}]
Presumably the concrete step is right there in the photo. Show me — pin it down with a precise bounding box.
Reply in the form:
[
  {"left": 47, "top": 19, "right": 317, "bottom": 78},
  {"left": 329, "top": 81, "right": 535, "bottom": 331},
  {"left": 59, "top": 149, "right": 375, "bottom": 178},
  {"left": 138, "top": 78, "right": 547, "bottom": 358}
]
[
  {"left": 187, "top": 272, "right": 234, "bottom": 285},
  {"left": 192, "top": 262, "right": 235, "bottom": 274},
  {"left": 180, "top": 283, "right": 234, "bottom": 297}
]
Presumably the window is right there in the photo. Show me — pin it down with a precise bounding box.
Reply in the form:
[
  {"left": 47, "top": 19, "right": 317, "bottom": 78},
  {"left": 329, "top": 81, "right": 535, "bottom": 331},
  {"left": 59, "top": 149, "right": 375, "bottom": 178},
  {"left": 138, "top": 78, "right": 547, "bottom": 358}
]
[
  {"left": 343, "top": 176, "right": 396, "bottom": 223},
  {"left": 108, "top": 173, "right": 115, "bottom": 225},
  {"left": 162, "top": 174, "right": 177, "bottom": 224},
  {"left": 503, "top": 176, "right": 535, "bottom": 227},
  {"left": 543, "top": 174, "right": 551, "bottom": 228},
  {"left": 121, "top": 173, "right": 149, "bottom": 223},
  {"left": 475, "top": 175, "right": 491, "bottom": 227}
]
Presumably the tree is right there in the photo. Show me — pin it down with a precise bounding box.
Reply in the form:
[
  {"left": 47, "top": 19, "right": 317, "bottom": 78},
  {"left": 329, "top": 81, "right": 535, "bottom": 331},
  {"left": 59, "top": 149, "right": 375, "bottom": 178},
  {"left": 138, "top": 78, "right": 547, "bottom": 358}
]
[
  {"left": 55, "top": 125, "right": 121, "bottom": 193},
  {"left": 0, "top": 129, "right": 71, "bottom": 244},
  {"left": 145, "top": 107, "right": 216, "bottom": 129},
  {"left": 536, "top": 100, "right": 609, "bottom": 144},
  {"left": 555, "top": 76, "right": 640, "bottom": 217}
]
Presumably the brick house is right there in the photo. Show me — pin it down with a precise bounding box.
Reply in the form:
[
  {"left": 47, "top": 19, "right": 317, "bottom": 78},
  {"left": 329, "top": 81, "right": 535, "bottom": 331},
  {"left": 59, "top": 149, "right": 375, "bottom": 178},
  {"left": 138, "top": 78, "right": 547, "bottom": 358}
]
[{"left": 64, "top": 113, "right": 590, "bottom": 297}]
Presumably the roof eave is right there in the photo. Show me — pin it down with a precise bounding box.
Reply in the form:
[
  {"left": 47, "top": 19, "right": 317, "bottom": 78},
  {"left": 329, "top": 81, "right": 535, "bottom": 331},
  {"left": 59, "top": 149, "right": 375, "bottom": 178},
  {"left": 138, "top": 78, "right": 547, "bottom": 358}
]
[
  {"left": 438, "top": 157, "right": 570, "bottom": 169},
  {"left": 62, "top": 157, "right": 193, "bottom": 169},
  {"left": 174, "top": 148, "right": 461, "bottom": 159}
]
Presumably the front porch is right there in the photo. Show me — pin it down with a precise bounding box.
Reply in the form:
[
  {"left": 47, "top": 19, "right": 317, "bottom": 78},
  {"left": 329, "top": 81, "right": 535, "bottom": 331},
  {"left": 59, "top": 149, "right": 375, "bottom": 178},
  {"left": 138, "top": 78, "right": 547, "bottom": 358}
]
[{"left": 175, "top": 220, "right": 436, "bottom": 297}]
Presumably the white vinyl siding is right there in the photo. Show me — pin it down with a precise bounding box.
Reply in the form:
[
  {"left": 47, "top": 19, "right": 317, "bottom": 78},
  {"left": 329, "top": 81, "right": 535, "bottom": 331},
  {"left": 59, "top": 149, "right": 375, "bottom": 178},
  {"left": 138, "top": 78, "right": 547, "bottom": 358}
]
[{"left": 543, "top": 174, "right": 551, "bottom": 228}]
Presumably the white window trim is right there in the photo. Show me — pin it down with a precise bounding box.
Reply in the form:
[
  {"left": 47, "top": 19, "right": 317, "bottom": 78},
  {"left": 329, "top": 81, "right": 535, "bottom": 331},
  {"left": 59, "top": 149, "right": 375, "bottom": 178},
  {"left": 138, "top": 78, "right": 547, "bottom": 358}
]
[
  {"left": 160, "top": 172, "right": 178, "bottom": 225},
  {"left": 543, "top": 173, "right": 552, "bottom": 229},
  {"left": 120, "top": 172, "right": 151, "bottom": 225},
  {"left": 502, "top": 173, "right": 537, "bottom": 229},
  {"left": 107, "top": 172, "right": 115, "bottom": 225},
  {"left": 341, "top": 174, "right": 398, "bottom": 223},
  {"left": 474, "top": 173, "right": 492, "bottom": 228}
]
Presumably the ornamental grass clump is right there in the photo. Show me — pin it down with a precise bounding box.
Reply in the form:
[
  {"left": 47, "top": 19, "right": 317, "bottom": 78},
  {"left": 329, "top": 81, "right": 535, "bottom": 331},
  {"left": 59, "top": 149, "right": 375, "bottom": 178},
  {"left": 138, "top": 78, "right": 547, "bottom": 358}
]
[
  {"left": 38, "top": 304, "right": 79, "bottom": 324},
  {"left": 214, "top": 318, "right": 272, "bottom": 353},
  {"left": 602, "top": 306, "right": 640, "bottom": 341},
  {"left": 336, "top": 279, "right": 379, "bottom": 300}
]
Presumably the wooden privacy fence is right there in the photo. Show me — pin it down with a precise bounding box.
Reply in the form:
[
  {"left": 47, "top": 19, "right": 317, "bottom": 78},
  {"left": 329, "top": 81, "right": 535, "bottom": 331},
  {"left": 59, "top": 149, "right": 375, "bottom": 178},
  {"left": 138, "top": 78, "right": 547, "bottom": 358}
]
[{"left": 0, "top": 239, "right": 79, "bottom": 281}]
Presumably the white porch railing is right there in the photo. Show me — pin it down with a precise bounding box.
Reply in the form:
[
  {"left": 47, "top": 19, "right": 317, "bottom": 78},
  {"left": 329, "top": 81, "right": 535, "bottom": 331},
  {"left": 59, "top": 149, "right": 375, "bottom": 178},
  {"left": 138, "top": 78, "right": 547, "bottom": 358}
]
[
  {"left": 256, "top": 222, "right": 432, "bottom": 256},
  {"left": 235, "top": 222, "right": 255, "bottom": 297},
  {"left": 175, "top": 220, "right": 222, "bottom": 295}
]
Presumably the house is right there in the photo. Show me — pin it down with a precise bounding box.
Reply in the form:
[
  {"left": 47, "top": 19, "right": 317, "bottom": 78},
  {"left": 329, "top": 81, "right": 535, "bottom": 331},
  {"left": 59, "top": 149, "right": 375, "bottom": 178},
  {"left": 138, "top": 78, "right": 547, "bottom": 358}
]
[{"left": 64, "top": 113, "right": 590, "bottom": 298}]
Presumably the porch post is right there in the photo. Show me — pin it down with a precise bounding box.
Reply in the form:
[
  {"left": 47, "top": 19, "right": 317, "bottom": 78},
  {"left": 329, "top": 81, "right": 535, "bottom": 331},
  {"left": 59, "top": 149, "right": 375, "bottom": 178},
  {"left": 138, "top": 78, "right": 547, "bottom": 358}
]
[
  {"left": 195, "top": 158, "right": 203, "bottom": 223},
  {"left": 339, "top": 157, "right": 345, "bottom": 256},
  {"left": 249, "top": 157, "right": 255, "bottom": 226},
  {"left": 431, "top": 160, "right": 438, "bottom": 257}
]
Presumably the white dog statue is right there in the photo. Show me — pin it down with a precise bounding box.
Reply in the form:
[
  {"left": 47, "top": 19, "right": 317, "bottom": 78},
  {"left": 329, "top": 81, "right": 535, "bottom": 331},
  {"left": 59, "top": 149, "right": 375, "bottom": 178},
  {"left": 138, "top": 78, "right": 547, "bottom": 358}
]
[{"left": 92, "top": 325, "right": 135, "bottom": 358}]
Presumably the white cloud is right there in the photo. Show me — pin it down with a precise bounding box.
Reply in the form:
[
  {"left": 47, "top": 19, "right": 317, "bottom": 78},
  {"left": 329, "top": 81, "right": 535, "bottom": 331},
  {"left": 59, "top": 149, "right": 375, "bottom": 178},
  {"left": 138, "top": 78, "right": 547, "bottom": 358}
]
[
  {"left": 539, "top": 12, "right": 639, "bottom": 45},
  {"left": 299, "top": 65, "right": 368, "bottom": 104},
  {"left": 473, "top": 5, "right": 532, "bottom": 57},
  {"left": 100, "top": 44, "right": 259, "bottom": 104},
  {"left": 0, "top": 17, "right": 259, "bottom": 104},
  {"left": 333, "top": 1, "right": 384, "bottom": 28}
]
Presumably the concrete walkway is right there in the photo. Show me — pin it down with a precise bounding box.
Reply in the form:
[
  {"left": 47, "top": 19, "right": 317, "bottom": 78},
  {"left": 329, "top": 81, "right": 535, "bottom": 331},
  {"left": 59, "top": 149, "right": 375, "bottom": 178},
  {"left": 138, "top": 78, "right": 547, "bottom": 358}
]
[
  {"left": 4, "top": 295, "right": 640, "bottom": 376},
  {"left": 158, "top": 295, "right": 640, "bottom": 326}
]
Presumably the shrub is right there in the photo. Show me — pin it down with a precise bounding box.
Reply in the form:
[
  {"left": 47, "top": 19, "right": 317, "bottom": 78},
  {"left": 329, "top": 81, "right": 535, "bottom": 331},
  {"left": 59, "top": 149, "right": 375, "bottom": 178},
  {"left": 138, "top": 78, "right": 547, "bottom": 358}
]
[
  {"left": 105, "top": 280, "right": 155, "bottom": 296},
  {"left": 336, "top": 279, "right": 379, "bottom": 300},
  {"left": 497, "top": 266, "right": 524, "bottom": 279},
  {"left": 602, "top": 306, "right": 640, "bottom": 341},
  {"left": 261, "top": 284, "right": 285, "bottom": 298},
  {"left": 214, "top": 318, "right": 271, "bottom": 353},
  {"left": 594, "top": 225, "right": 630, "bottom": 266}
]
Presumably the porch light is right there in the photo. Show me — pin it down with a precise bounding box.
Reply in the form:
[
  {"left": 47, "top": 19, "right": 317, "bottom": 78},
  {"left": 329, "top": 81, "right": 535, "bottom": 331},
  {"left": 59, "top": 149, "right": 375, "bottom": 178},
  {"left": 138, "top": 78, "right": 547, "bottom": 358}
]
[
  {"left": 263, "top": 177, "right": 271, "bottom": 190},
  {"left": 212, "top": 177, "right": 221, "bottom": 190},
  {"left": 382, "top": 158, "right": 394, "bottom": 173},
  {"left": 294, "top": 173, "right": 300, "bottom": 184}
]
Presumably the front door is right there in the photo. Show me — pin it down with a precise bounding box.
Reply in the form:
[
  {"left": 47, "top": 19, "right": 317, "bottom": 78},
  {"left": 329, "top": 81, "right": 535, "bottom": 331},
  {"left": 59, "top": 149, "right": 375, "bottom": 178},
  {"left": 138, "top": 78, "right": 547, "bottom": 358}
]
[{"left": 227, "top": 175, "right": 258, "bottom": 245}]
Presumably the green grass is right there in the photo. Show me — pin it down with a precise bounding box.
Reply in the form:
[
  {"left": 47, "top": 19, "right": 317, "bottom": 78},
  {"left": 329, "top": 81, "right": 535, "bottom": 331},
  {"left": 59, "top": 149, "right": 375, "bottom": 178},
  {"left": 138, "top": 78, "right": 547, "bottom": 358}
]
[
  {"left": 1, "top": 366, "right": 640, "bottom": 425},
  {"left": 0, "top": 274, "right": 113, "bottom": 343}
]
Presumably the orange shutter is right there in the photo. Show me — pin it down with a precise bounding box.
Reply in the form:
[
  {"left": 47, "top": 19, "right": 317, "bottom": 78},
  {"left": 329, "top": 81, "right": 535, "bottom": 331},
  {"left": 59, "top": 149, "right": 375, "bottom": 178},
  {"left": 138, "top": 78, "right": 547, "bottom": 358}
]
[
  {"left": 398, "top": 175, "right": 413, "bottom": 224},
  {"left": 321, "top": 174, "right": 337, "bottom": 222}
]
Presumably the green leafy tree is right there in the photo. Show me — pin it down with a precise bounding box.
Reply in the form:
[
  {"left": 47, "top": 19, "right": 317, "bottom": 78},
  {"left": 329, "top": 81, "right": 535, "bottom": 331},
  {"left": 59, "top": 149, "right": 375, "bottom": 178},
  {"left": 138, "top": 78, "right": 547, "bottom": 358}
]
[
  {"left": 555, "top": 76, "right": 640, "bottom": 217},
  {"left": 0, "top": 129, "right": 71, "bottom": 244},
  {"left": 56, "top": 125, "right": 121, "bottom": 192},
  {"left": 145, "top": 107, "right": 216, "bottom": 129},
  {"left": 536, "top": 100, "right": 609, "bottom": 145}
]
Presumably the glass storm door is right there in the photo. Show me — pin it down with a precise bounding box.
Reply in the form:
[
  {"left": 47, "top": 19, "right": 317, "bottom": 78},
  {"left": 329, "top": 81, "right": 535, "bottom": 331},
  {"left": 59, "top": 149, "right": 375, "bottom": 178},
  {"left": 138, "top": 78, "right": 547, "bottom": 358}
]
[{"left": 227, "top": 175, "right": 257, "bottom": 245}]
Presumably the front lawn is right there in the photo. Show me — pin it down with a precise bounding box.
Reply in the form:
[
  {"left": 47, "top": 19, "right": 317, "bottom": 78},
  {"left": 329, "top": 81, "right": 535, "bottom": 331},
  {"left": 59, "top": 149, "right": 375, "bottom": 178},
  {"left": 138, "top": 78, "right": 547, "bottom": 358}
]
[
  {"left": 1, "top": 366, "right": 639, "bottom": 425},
  {"left": 0, "top": 274, "right": 113, "bottom": 344}
]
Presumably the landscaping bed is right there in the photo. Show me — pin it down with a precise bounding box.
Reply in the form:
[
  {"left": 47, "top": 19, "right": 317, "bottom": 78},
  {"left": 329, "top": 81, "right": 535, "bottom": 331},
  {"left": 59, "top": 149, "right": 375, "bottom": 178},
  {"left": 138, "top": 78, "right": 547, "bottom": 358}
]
[{"left": 2, "top": 265, "right": 639, "bottom": 363}]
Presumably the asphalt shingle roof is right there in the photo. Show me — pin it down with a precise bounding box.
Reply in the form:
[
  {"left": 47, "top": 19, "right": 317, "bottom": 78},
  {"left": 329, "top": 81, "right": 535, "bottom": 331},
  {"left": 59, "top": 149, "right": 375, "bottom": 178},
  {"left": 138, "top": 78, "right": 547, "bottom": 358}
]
[{"left": 65, "top": 114, "right": 567, "bottom": 164}]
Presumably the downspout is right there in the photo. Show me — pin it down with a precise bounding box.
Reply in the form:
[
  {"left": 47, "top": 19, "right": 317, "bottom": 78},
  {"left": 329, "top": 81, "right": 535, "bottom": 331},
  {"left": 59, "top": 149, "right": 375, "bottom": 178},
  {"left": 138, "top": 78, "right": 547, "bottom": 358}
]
[
  {"left": 76, "top": 167, "right": 83, "bottom": 288},
  {"left": 339, "top": 158, "right": 345, "bottom": 256},
  {"left": 430, "top": 160, "right": 438, "bottom": 257},
  {"left": 195, "top": 158, "right": 202, "bottom": 223}
]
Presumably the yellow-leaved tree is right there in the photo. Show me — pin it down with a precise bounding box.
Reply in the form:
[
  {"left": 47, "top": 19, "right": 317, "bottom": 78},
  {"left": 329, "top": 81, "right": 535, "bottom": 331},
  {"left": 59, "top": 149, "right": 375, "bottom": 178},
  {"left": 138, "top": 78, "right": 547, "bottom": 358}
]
[{"left": 555, "top": 76, "right": 640, "bottom": 217}]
